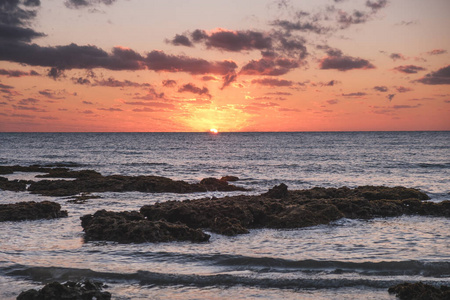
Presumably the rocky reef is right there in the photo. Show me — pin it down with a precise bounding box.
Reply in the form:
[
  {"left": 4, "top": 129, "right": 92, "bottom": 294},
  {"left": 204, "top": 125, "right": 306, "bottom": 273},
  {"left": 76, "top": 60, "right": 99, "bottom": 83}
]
[
  {"left": 0, "top": 201, "right": 68, "bottom": 222},
  {"left": 79, "top": 184, "right": 449, "bottom": 243},
  {"left": 0, "top": 165, "right": 247, "bottom": 196},
  {"left": 80, "top": 209, "right": 210, "bottom": 243},
  {"left": 388, "top": 282, "right": 450, "bottom": 300},
  {"left": 17, "top": 280, "right": 111, "bottom": 300},
  {"left": 140, "top": 184, "right": 448, "bottom": 236}
]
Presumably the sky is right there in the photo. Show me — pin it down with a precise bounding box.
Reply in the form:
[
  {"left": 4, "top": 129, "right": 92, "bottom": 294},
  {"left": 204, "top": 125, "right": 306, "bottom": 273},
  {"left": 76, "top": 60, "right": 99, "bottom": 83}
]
[{"left": 0, "top": 0, "right": 449, "bottom": 132}]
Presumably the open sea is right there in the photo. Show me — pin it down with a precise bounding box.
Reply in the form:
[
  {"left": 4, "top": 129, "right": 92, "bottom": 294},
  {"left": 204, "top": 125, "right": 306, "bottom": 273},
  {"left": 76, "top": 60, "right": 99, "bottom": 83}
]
[{"left": 0, "top": 131, "right": 449, "bottom": 299}]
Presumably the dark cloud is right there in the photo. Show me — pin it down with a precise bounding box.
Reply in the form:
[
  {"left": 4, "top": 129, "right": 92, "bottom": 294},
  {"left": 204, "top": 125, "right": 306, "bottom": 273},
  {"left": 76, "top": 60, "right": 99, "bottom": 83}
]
[
  {"left": 167, "top": 34, "right": 193, "bottom": 47},
  {"left": 337, "top": 10, "right": 371, "bottom": 28},
  {"left": 321, "top": 80, "right": 339, "bottom": 86},
  {"left": 145, "top": 50, "right": 237, "bottom": 75},
  {"left": 342, "top": 92, "right": 367, "bottom": 97},
  {"left": 271, "top": 19, "right": 330, "bottom": 35},
  {"left": 0, "top": 24, "right": 45, "bottom": 42},
  {"left": 0, "top": 0, "right": 40, "bottom": 26},
  {"left": 93, "top": 77, "right": 151, "bottom": 88},
  {"left": 201, "top": 76, "right": 218, "bottom": 81},
  {"left": 12, "top": 105, "right": 46, "bottom": 112},
  {"left": 396, "top": 20, "right": 418, "bottom": 26},
  {"left": 277, "top": 36, "right": 308, "bottom": 59},
  {"left": 38, "top": 89, "right": 65, "bottom": 99},
  {"left": 48, "top": 67, "right": 65, "bottom": 79},
  {"left": 327, "top": 99, "right": 339, "bottom": 105},
  {"left": 0, "top": 68, "right": 39, "bottom": 77},
  {"left": 220, "top": 73, "right": 237, "bottom": 90},
  {"left": 240, "top": 57, "right": 299, "bottom": 76},
  {"left": 132, "top": 88, "right": 165, "bottom": 100},
  {"left": 387, "top": 94, "right": 395, "bottom": 101},
  {"left": 82, "top": 101, "right": 93, "bottom": 105},
  {"left": 251, "top": 78, "right": 294, "bottom": 87},
  {"left": 366, "top": 0, "right": 387, "bottom": 11},
  {"left": 395, "top": 86, "right": 413, "bottom": 93},
  {"left": 415, "top": 65, "right": 450, "bottom": 85},
  {"left": 191, "top": 29, "right": 273, "bottom": 52},
  {"left": 393, "top": 65, "right": 426, "bottom": 74},
  {"left": 0, "top": 43, "right": 145, "bottom": 70},
  {"left": 373, "top": 86, "right": 388, "bottom": 92},
  {"left": 97, "top": 107, "right": 123, "bottom": 112},
  {"left": 64, "top": 0, "right": 117, "bottom": 9},
  {"left": 426, "top": 49, "right": 447, "bottom": 56},
  {"left": 0, "top": 82, "right": 14, "bottom": 93},
  {"left": 319, "top": 52, "right": 375, "bottom": 71},
  {"left": 72, "top": 77, "right": 91, "bottom": 85},
  {"left": 266, "top": 91, "right": 292, "bottom": 96},
  {"left": 162, "top": 79, "right": 177, "bottom": 87},
  {"left": 178, "top": 83, "right": 212, "bottom": 99},
  {"left": 18, "top": 97, "right": 39, "bottom": 105},
  {"left": 389, "top": 53, "right": 406, "bottom": 61}
]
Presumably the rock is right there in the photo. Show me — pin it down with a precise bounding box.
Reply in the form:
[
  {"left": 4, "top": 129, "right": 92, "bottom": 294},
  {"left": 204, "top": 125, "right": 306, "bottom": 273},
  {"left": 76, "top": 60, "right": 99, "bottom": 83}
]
[
  {"left": 66, "top": 193, "right": 102, "bottom": 204},
  {"left": 0, "top": 201, "right": 68, "bottom": 222},
  {"left": 27, "top": 175, "right": 247, "bottom": 196},
  {"left": 140, "top": 185, "right": 448, "bottom": 236},
  {"left": 210, "top": 217, "right": 249, "bottom": 235},
  {"left": 80, "top": 210, "right": 210, "bottom": 243},
  {"left": 220, "top": 176, "right": 240, "bottom": 182},
  {"left": 17, "top": 280, "right": 111, "bottom": 300},
  {"left": 263, "top": 183, "right": 288, "bottom": 199},
  {"left": 0, "top": 177, "right": 29, "bottom": 192},
  {"left": 388, "top": 282, "right": 450, "bottom": 300}
]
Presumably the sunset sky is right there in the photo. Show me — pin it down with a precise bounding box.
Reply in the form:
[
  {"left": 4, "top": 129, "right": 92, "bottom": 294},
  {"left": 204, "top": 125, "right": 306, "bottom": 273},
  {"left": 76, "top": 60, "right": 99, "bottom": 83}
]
[{"left": 1, "top": 0, "right": 449, "bottom": 132}]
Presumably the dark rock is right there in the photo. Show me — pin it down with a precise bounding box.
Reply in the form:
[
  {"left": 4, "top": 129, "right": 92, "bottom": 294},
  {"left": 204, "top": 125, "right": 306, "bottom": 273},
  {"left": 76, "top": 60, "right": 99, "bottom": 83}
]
[
  {"left": 0, "top": 177, "right": 29, "bottom": 192},
  {"left": 80, "top": 210, "right": 210, "bottom": 243},
  {"left": 27, "top": 175, "right": 247, "bottom": 196},
  {"left": 140, "top": 185, "right": 448, "bottom": 236},
  {"left": 0, "top": 201, "right": 68, "bottom": 222},
  {"left": 263, "top": 183, "right": 288, "bottom": 199},
  {"left": 388, "top": 282, "right": 450, "bottom": 300},
  {"left": 17, "top": 280, "right": 111, "bottom": 300},
  {"left": 210, "top": 217, "right": 249, "bottom": 235},
  {"left": 66, "top": 193, "right": 102, "bottom": 204},
  {"left": 220, "top": 176, "right": 240, "bottom": 182}
]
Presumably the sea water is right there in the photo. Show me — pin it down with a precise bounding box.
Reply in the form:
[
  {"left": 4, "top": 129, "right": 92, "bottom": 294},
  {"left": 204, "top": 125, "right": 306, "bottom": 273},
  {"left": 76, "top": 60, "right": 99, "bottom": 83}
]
[{"left": 0, "top": 132, "right": 449, "bottom": 299}]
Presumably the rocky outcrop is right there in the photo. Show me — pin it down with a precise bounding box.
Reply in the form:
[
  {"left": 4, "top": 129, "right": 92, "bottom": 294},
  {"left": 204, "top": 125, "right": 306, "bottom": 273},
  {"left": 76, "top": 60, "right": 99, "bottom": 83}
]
[
  {"left": 27, "top": 175, "right": 246, "bottom": 196},
  {"left": 140, "top": 185, "right": 448, "bottom": 236},
  {"left": 0, "top": 165, "right": 247, "bottom": 196},
  {"left": 0, "top": 201, "right": 68, "bottom": 222},
  {"left": 17, "top": 280, "right": 111, "bottom": 300},
  {"left": 80, "top": 210, "right": 210, "bottom": 243},
  {"left": 0, "top": 176, "right": 29, "bottom": 192},
  {"left": 388, "top": 282, "right": 450, "bottom": 300}
]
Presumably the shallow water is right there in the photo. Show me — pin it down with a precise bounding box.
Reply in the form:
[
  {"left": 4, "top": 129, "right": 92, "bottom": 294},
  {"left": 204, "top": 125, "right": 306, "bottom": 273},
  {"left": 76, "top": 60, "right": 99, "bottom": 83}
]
[{"left": 0, "top": 132, "right": 449, "bottom": 299}]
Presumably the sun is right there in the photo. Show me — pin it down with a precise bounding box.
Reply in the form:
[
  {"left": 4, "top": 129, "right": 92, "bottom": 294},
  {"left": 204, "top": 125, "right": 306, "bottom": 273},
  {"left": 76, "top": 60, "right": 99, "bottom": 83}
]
[{"left": 209, "top": 128, "right": 218, "bottom": 134}]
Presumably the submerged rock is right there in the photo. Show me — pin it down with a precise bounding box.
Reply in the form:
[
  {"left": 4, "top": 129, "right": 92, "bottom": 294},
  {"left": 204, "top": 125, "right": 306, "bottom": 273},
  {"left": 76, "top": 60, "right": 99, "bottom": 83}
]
[
  {"left": 0, "top": 177, "right": 29, "bottom": 192},
  {"left": 80, "top": 210, "right": 210, "bottom": 243},
  {"left": 388, "top": 282, "right": 450, "bottom": 300},
  {"left": 26, "top": 174, "right": 246, "bottom": 196},
  {"left": 17, "top": 280, "right": 111, "bottom": 300},
  {"left": 0, "top": 165, "right": 247, "bottom": 196},
  {"left": 140, "top": 185, "right": 448, "bottom": 236},
  {"left": 0, "top": 201, "right": 68, "bottom": 222}
]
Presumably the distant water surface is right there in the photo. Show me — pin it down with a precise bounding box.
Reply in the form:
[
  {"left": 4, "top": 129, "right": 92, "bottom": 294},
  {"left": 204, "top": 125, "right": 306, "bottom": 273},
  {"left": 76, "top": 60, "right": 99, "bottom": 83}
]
[{"left": 0, "top": 132, "right": 449, "bottom": 299}]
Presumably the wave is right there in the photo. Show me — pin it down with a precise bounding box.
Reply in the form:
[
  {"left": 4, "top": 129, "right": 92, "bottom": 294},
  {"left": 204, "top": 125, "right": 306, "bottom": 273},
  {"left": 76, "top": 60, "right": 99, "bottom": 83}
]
[
  {"left": 102, "top": 252, "right": 450, "bottom": 277},
  {"left": 4, "top": 265, "right": 449, "bottom": 291}
]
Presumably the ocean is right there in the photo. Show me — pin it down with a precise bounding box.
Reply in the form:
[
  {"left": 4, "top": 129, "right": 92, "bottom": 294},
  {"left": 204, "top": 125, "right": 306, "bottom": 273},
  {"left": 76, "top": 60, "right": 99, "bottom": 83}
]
[{"left": 0, "top": 132, "right": 449, "bottom": 299}]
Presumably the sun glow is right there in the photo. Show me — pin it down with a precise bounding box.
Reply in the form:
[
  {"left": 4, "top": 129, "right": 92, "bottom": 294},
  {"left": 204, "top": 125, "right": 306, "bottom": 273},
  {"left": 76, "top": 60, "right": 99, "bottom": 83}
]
[{"left": 209, "top": 128, "right": 218, "bottom": 134}]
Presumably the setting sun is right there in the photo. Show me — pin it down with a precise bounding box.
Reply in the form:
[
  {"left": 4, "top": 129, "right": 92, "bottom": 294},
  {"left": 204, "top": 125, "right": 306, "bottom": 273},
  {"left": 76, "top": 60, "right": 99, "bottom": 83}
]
[{"left": 209, "top": 128, "right": 218, "bottom": 134}]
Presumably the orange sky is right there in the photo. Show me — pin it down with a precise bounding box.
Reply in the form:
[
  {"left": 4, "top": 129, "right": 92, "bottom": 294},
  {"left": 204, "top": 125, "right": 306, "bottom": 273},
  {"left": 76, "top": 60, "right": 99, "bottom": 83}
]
[{"left": 1, "top": 0, "right": 449, "bottom": 132}]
